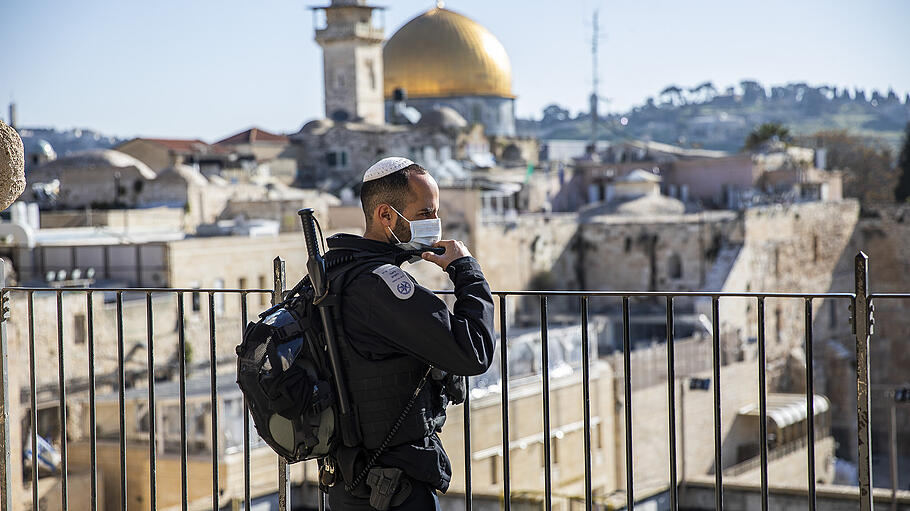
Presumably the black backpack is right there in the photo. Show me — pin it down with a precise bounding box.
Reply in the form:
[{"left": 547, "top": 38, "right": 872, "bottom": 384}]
[
  {"left": 235, "top": 250, "right": 414, "bottom": 465},
  {"left": 235, "top": 244, "right": 446, "bottom": 490},
  {"left": 236, "top": 277, "right": 338, "bottom": 462}
]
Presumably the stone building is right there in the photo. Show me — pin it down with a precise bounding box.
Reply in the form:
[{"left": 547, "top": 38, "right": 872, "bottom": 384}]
[
  {"left": 571, "top": 139, "right": 843, "bottom": 210},
  {"left": 214, "top": 127, "right": 297, "bottom": 184},
  {"left": 291, "top": 114, "right": 464, "bottom": 190},
  {"left": 115, "top": 138, "right": 236, "bottom": 176},
  {"left": 24, "top": 149, "right": 158, "bottom": 209},
  {"left": 21, "top": 146, "right": 323, "bottom": 229}
]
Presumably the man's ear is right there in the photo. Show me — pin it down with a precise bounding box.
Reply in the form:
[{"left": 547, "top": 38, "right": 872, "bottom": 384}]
[{"left": 376, "top": 203, "right": 394, "bottom": 228}]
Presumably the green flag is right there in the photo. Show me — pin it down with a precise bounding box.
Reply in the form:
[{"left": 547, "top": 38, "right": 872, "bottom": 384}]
[{"left": 524, "top": 163, "right": 534, "bottom": 184}]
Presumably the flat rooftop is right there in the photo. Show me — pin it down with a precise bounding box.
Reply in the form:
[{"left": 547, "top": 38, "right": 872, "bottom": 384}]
[{"left": 33, "top": 226, "right": 186, "bottom": 246}]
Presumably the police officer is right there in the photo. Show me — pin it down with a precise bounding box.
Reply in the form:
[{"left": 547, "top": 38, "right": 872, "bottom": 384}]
[{"left": 322, "top": 157, "right": 496, "bottom": 510}]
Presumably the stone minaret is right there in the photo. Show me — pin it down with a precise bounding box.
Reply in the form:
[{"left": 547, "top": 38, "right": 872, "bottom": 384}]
[
  {"left": 8, "top": 102, "right": 17, "bottom": 129},
  {"left": 314, "top": 0, "right": 385, "bottom": 125}
]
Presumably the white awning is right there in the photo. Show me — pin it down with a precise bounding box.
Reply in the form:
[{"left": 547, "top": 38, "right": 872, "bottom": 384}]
[{"left": 737, "top": 393, "right": 830, "bottom": 429}]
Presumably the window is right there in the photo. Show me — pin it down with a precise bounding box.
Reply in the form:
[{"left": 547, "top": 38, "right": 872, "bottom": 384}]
[
  {"left": 190, "top": 282, "right": 201, "bottom": 312},
  {"left": 137, "top": 403, "right": 151, "bottom": 433},
  {"left": 668, "top": 253, "right": 683, "bottom": 280},
  {"left": 326, "top": 150, "right": 349, "bottom": 169},
  {"left": 334, "top": 69, "right": 345, "bottom": 89},
  {"left": 366, "top": 59, "right": 376, "bottom": 90},
  {"left": 774, "top": 246, "right": 780, "bottom": 277},
  {"left": 165, "top": 405, "right": 180, "bottom": 436},
  {"left": 238, "top": 277, "right": 247, "bottom": 290},
  {"left": 552, "top": 435, "right": 559, "bottom": 465},
  {"left": 471, "top": 104, "right": 482, "bottom": 123},
  {"left": 73, "top": 313, "right": 86, "bottom": 345},
  {"left": 775, "top": 307, "right": 783, "bottom": 343},
  {"left": 259, "top": 275, "right": 268, "bottom": 306}
]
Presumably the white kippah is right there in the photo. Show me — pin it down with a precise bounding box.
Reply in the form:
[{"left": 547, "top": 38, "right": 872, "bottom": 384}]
[{"left": 363, "top": 157, "right": 415, "bottom": 182}]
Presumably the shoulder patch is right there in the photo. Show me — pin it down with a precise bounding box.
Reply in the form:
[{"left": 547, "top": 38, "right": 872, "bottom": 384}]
[{"left": 372, "top": 264, "right": 414, "bottom": 299}]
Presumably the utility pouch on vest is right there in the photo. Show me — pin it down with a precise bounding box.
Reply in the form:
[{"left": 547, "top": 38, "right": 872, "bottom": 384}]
[
  {"left": 319, "top": 456, "right": 338, "bottom": 488},
  {"left": 366, "top": 467, "right": 411, "bottom": 510}
]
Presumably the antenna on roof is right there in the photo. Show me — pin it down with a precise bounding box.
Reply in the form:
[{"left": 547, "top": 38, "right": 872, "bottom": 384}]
[{"left": 589, "top": 9, "right": 599, "bottom": 148}]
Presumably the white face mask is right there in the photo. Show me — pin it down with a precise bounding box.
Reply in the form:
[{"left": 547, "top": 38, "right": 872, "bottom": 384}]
[{"left": 387, "top": 205, "right": 442, "bottom": 252}]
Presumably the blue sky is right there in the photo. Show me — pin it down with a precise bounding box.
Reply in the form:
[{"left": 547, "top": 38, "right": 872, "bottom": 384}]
[{"left": 2, "top": 0, "right": 908, "bottom": 140}]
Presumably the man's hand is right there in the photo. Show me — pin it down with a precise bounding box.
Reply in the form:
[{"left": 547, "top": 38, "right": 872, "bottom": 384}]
[{"left": 421, "top": 239, "right": 472, "bottom": 270}]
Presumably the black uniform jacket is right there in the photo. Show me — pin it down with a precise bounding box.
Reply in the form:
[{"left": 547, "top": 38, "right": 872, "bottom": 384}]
[{"left": 327, "top": 233, "right": 496, "bottom": 491}]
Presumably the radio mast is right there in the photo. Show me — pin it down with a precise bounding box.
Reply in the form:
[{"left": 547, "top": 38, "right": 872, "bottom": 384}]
[{"left": 589, "top": 9, "right": 600, "bottom": 148}]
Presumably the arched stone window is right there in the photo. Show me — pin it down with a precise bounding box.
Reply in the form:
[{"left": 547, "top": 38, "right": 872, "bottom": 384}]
[{"left": 502, "top": 144, "right": 521, "bottom": 161}]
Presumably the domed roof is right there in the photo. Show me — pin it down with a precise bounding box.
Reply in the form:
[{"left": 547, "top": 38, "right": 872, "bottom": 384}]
[
  {"left": 23, "top": 138, "right": 57, "bottom": 160},
  {"left": 580, "top": 194, "right": 685, "bottom": 218},
  {"left": 34, "top": 149, "right": 156, "bottom": 180},
  {"left": 383, "top": 7, "right": 513, "bottom": 99},
  {"left": 300, "top": 118, "right": 334, "bottom": 135}
]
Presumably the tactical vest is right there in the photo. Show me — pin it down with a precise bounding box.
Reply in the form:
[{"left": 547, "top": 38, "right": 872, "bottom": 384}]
[{"left": 327, "top": 251, "right": 448, "bottom": 451}]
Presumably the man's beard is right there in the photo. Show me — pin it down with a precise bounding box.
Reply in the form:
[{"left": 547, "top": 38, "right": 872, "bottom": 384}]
[{"left": 389, "top": 221, "right": 411, "bottom": 245}]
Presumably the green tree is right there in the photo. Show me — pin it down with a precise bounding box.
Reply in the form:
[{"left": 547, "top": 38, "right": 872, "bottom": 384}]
[
  {"left": 744, "top": 122, "right": 791, "bottom": 151},
  {"left": 894, "top": 122, "right": 910, "bottom": 203},
  {"left": 799, "top": 130, "right": 896, "bottom": 203}
]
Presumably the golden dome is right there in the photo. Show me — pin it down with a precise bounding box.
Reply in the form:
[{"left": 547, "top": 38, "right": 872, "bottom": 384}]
[{"left": 383, "top": 7, "right": 513, "bottom": 99}]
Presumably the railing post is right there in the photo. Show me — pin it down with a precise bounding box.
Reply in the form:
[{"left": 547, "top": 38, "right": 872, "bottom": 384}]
[
  {"left": 274, "top": 257, "right": 291, "bottom": 511},
  {"left": 853, "top": 252, "right": 873, "bottom": 511},
  {"left": 0, "top": 265, "right": 13, "bottom": 511}
]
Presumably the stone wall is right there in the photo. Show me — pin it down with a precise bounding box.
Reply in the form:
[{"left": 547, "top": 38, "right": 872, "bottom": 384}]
[
  {"left": 682, "top": 479, "right": 910, "bottom": 511},
  {"left": 697, "top": 200, "right": 860, "bottom": 375},
  {"left": 440, "top": 363, "right": 617, "bottom": 501},
  {"left": 321, "top": 40, "right": 385, "bottom": 125},
  {"left": 218, "top": 191, "right": 339, "bottom": 232},
  {"left": 620, "top": 358, "right": 764, "bottom": 497},
  {"left": 580, "top": 211, "right": 740, "bottom": 293},
  {"left": 814, "top": 203, "right": 910, "bottom": 463},
  {"left": 39, "top": 207, "right": 185, "bottom": 230}
]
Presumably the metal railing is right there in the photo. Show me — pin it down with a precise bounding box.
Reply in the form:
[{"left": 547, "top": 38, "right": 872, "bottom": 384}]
[{"left": 0, "top": 252, "right": 905, "bottom": 511}]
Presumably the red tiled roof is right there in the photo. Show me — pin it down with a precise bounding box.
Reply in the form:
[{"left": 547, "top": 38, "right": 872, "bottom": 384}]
[
  {"left": 215, "top": 128, "right": 289, "bottom": 146},
  {"left": 132, "top": 138, "right": 232, "bottom": 155},
  {"left": 141, "top": 138, "right": 211, "bottom": 152}
]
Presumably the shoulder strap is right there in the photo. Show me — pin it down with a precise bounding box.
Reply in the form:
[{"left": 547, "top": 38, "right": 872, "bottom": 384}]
[{"left": 327, "top": 253, "right": 397, "bottom": 291}]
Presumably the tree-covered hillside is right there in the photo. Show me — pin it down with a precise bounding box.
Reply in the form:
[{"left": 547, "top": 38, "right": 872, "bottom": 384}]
[{"left": 519, "top": 80, "right": 910, "bottom": 152}]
